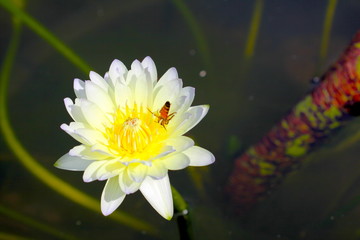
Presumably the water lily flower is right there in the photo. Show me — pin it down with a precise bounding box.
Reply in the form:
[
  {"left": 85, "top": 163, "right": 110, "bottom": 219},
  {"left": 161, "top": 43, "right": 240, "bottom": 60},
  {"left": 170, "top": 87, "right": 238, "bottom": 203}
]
[{"left": 55, "top": 57, "right": 215, "bottom": 220}]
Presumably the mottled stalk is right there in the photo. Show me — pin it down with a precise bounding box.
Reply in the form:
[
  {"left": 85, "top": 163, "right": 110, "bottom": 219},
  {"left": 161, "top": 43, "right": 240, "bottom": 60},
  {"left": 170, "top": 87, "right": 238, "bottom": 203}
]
[{"left": 226, "top": 31, "right": 360, "bottom": 212}]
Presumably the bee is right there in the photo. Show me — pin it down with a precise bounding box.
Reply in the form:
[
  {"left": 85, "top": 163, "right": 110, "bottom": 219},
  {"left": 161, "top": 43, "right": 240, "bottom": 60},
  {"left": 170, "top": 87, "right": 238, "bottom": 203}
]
[{"left": 150, "top": 101, "right": 176, "bottom": 129}]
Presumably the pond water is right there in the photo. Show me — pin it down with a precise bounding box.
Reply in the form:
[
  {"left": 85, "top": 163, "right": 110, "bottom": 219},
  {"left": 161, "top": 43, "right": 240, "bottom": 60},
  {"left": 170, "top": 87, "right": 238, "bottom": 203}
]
[{"left": 1, "top": 0, "right": 360, "bottom": 239}]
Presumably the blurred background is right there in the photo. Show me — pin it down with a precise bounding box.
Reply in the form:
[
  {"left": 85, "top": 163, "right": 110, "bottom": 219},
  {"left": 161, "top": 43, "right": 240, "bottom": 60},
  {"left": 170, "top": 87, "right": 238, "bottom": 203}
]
[{"left": 0, "top": 0, "right": 360, "bottom": 239}]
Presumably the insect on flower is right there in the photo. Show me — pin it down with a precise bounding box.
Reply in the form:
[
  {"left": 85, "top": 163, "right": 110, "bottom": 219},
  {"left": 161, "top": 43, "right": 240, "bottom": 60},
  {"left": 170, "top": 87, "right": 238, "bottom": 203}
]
[
  {"left": 150, "top": 101, "right": 176, "bottom": 129},
  {"left": 55, "top": 56, "right": 215, "bottom": 220}
]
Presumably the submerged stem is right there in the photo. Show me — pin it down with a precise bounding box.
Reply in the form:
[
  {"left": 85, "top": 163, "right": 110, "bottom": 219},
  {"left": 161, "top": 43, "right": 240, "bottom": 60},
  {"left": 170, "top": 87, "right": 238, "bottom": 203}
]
[
  {"left": 170, "top": 0, "right": 211, "bottom": 67},
  {"left": 172, "top": 186, "right": 193, "bottom": 240},
  {"left": 244, "top": 0, "right": 264, "bottom": 59},
  {"left": 320, "top": 0, "right": 338, "bottom": 61},
  {"left": 0, "top": 0, "right": 92, "bottom": 74}
]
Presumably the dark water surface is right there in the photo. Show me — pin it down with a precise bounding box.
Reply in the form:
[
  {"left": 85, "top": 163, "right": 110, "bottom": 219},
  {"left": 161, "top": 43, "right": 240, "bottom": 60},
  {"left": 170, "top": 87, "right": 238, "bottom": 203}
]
[{"left": 1, "top": 0, "right": 360, "bottom": 239}]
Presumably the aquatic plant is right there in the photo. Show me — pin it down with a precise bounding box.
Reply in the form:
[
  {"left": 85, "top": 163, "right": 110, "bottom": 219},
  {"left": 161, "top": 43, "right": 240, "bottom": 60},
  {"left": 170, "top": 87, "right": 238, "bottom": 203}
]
[
  {"left": 226, "top": 31, "right": 360, "bottom": 212},
  {"left": 55, "top": 57, "right": 215, "bottom": 219},
  {"left": 2, "top": 0, "right": 360, "bottom": 238}
]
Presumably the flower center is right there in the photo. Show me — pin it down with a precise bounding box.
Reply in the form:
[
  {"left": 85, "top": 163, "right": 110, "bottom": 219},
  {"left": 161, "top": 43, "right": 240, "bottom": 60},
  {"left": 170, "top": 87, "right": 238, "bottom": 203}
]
[
  {"left": 117, "top": 117, "right": 151, "bottom": 153},
  {"left": 105, "top": 105, "right": 166, "bottom": 160}
]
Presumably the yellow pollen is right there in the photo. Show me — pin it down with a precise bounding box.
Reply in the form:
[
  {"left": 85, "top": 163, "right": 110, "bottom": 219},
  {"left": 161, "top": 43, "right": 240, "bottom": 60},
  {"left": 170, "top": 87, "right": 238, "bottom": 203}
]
[
  {"left": 105, "top": 105, "right": 166, "bottom": 159},
  {"left": 117, "top": 117, "right": 151, "bottom": 153}
]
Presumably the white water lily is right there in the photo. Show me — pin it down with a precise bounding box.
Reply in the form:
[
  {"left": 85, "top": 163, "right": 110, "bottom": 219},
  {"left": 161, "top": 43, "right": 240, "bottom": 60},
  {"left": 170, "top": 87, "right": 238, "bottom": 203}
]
[{"left": 55, "top": 56, "right": 215, "bottom": 220}]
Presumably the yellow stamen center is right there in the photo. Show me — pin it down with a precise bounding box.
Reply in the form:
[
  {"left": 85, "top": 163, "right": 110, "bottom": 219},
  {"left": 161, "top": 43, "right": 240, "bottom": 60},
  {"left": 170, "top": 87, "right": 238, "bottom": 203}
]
[
  {"left": 105, "top": 104, "right": 166, "bottom": 160},
  {"left": 117, "top": 117, "right": 151, "bottom": 153}
]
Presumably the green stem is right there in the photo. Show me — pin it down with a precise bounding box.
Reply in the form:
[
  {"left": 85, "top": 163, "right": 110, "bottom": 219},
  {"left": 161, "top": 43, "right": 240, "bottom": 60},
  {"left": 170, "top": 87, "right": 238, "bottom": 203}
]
[
  {"left": 0, "top": 0, "right": 92, "bottom": 74},
  {"left": 319, "top": 0, "right": 337, "bottom": 69},
  {"left": 172, "top": 186, "right": 193, "bottom": 240},
  {"left": 320, "top": 0, "right": 337, "bottom": 59},
  {"left": 170, "top": 0, "right": 211, "bottom": 67},
  {"left": 0, "top": 7, "right": 157, "bottom": 237},
  {"left": 239, "top": 0, "right": 264, "bottom": 90},
  {"left": 244, "top": 0, "right": 264, "bottom": 59}
]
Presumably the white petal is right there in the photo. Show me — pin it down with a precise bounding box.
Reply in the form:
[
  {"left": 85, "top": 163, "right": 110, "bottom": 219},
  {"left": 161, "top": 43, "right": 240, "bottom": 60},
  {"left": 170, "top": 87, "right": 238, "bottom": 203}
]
[
  {"left": 141, "top": 56, "right": 157, "bottom": 85},
  {"left": 130, "top": 59, "right": 144, "bottom": 76},
  {"left": 69, "top": 145, "right": 109, "bottom": 160},
  {"left": 64, "top": 98, "right": 87, "bottom": 124},
  {"left": 90, "top": 143, "right": 114, "bottom": 157},
  {"left": 171, "top": 105, "right": 209, "bottom": 136},
  {"left": 73, "top": 78, "right": 86, "bottom": 99},
  {"left": 153, "top": 79, "right": 182, "bottom": 110},
  {"left": 128, "top": 163, "right": 148, "bottom": 183},
  {"left": 54, "top": 153, "right": 94, "bottom": 171},
  {"left": 163, "top": 152, "right": 190, "bottom": 170},
  {"left": 147, "top": 145, "right": 175, "bottom": 161},
  {"left": 89, "top": 71, "right": 109, "bottom": 91},
  {"left": 109, "top": 59, "right": 128, "bottom": 85},
  {"left": 62, "top": 121, "right": 86, "bottom": 131},
  {"left": 171, "top": 87, "right": 195, "bottom": 114},
  {"left": 96, "top": 161, "right": 124, "bottom": 181},
  {"left": 156, "top": 67, "right": 178, "bottom": 87},
  {"left": 61, "top": 123, "right": 107, "bottom": 147},
  {"left": 103, "top": 72, "right": 112, "bottom": 87},
  {"left": 80, "top": 99, "right": 109, "bottom": 131},
  {"left": 83, "top": 160, "right": 107, "bottom": 182},
  {"left": 74, "top": 128, "right": 107, "bottom": 146},
  {"left": 183, "top": 146, "right": 215, "bottom": 166},
  {"left": 118, "top": 170, "right": 141, "bottom": 194},
  {"left": 132, "top": 72, "right": 152, "bottom": 108},
  {"left": 140, "top": 175, "right": 173, "bottom": 220},
  {"left": 60, "top": 123, "right": 91, "bottom": 145},
  {"left": 85, "top": 80, "right": 115, "bottom": 114},
  {"left": 147, "top": 161, "right": 168, "bottom": 179},
  {"left": 165, "top": 136, "right": 194, "bottom": 153},
  {"left": 64, "top": 97, "right": 74, "bottom": 115},
  {"left": 101, "top": 176, "right": 126, "bottom": 216},
  {"left": 114, "top": 81, "right": 132, "bottom": 109}
]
